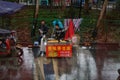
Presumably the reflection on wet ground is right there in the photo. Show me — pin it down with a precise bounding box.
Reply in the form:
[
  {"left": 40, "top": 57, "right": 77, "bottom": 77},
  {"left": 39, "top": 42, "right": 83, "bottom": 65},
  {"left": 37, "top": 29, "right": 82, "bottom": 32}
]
[
  {"left": 0, "top": 45, "right": 120, "bottom": 80},
  {"left": 0, "top": 47, "right": 34, "bottom": 80}
]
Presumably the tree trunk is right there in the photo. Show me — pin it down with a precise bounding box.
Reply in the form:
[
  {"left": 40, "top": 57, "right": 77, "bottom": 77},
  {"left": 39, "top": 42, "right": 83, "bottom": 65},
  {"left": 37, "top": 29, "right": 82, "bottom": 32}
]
[
  {"left": 96, "top": 0, "right": 108, "bottom": 42},
  {"left": 34, "top": 0, "right": 39, "bottom": 19},
  {"left": 79, "top": 0, "right": 82, "bottom": 18},
  {"left": 15, "top": 0, "right": 19, "bottom": 3},
  {"left": 97, "top": 0, "right": 108, "bottom": 28},
  {"left": 62, "top": 0, "right": 66, "bottom": 10},
  {"left": 32, "top": 0, "right": 39, "bottom": 36},
  {"left": 84, "top": 0, "right": 89, "bottom": 14},
  {"left": 116, "top": 0, "right": 120, "bottom": 10},
  {"left": 49, "top": 0, "right": 53, "bottom": 11}
]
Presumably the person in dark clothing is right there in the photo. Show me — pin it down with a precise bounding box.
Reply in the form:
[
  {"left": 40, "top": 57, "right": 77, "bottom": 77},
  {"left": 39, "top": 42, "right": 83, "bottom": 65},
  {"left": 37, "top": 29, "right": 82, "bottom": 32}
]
[
  {"left": 117, "top": 69, "right": 120, "bottom": 80},
  {"left": 0, "top": 39, "right": 6, "bottom": 48},
  {"left": 38, "top": 20, "right": 48, "bottom": 44},
  {"left": 0, "top": 40, "right": 3, "bottom": 48},
  {"left": 54, "top": 24, "right": 66, "bottom": 42},
  {"left": 91, "top": 28, "right": 98, "bottom": 41},
  {"left": 0, "top": 39, "right": 6, "bottom": 52},
  {"left": 39, "top": 20, "right": 48, "bottom": 35}
]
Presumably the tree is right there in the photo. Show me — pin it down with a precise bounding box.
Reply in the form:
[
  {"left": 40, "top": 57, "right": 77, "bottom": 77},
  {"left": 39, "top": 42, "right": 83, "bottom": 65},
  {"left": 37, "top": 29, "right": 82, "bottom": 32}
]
[
  {"left": 97, "top": 0, "right": 108, "bottom": 28},
  {"left": 84, "top": 0, "right": 89, "bottom": 14},
  {"left": 79, "top": 0, "right": 83, "bottom": 18},
  {"left": 116, "top": 0, "right": 120, "bottom": 10},
  {"left": 62, "top": 0, "right": 66, "bottom": 10},
  {"left": 96, "top": 0, "right": 108, "bottom": 42},
  {"left": 49, "top": 0, "right": 53, "bottom": 11},
  {"left": 31, "top": 0, "right": 39, "bottom": 36}
]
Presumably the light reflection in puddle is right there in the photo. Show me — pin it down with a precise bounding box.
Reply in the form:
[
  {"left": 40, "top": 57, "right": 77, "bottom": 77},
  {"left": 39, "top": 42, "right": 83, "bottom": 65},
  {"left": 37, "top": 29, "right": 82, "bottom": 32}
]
[
  {"left": 102, "top": 58, "right": 120, "bottom": 80},
  {"left": 23, "top": 47, "right": 120, "bottom": 80},
  {"left": 59, "top": 48, "right": 98, "bottom": 80}
]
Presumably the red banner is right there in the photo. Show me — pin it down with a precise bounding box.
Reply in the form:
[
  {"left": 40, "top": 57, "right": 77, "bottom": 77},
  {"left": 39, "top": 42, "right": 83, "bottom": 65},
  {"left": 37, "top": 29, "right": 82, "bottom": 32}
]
[{"left": 46, "top": 45, "right": 72, "bottom": 57}]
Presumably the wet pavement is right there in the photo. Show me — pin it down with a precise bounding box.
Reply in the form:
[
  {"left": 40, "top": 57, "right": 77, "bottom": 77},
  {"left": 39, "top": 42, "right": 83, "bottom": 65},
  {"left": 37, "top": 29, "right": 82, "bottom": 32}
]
[
  {"left": 0, "top": 44, "right": 120, "bottom": 80},
  {"left": 0, "top": 47, "right": 34, "bottom": 80}
]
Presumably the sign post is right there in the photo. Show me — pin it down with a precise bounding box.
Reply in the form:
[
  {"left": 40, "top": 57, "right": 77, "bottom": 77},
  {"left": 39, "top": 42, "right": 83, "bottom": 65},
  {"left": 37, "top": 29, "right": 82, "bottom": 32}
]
[{"left": 46, "top": 44, "right": 72, "bottom": 57}]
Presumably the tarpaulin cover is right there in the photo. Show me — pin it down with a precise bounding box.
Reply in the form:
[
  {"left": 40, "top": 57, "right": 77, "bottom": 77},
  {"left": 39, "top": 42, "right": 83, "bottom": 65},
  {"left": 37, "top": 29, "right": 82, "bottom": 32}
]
[
  {"left": 53, "top": 19, "right": 64, "bottom": 29},
  {"left": 0, "top": 1, "right": 24, "bottom": 16},
  {"left": 0, "top": 29, "right": 11, "bottom": 34},
  {"left": 0, "top": 29, "right": 11, "bottom": 37}
]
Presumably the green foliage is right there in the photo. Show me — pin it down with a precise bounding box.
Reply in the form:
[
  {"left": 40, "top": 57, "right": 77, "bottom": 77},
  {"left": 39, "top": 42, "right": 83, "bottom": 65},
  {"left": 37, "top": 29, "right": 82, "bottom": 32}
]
[
  {"left": 116, "top": 0, "right": 120, "bottom": 9},
  {"left": 64, "top": 7, "right": 76, "bottom": 18}
]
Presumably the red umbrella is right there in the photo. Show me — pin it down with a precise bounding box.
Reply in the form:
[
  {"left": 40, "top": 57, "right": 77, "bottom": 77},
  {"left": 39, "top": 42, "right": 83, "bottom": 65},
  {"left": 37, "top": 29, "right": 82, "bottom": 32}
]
[{"left": 64, "top": 19, "right": 75, "bottom": 40}]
